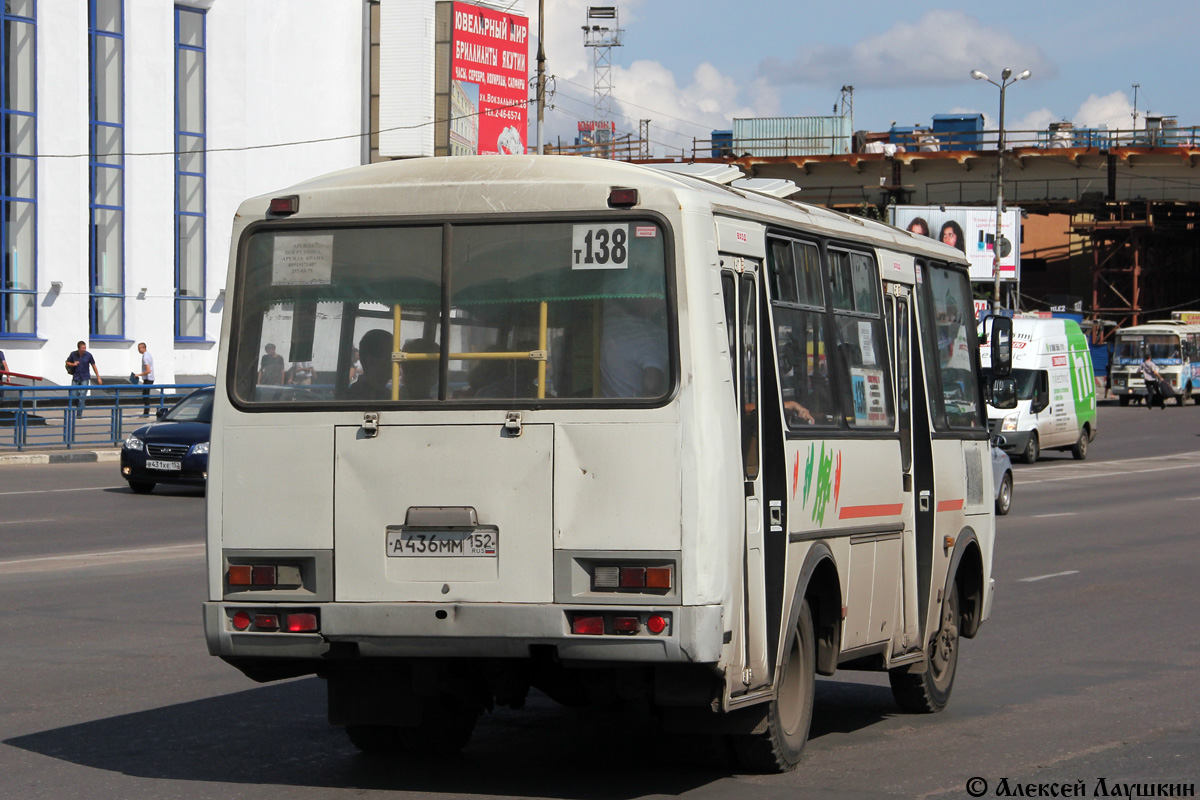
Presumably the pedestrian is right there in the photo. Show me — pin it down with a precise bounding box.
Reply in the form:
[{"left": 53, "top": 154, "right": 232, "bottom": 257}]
[
  {"left": 1140, "top": 351, "right": 1164, "bottom": 410},
  {"left": 136, "top": 342, "right": 155, "bottom": 416},
  {"left": 258, "top": 343, "right": 285, "bottom": 386},
  {"left": 0, "top": 349, "right": 8, "bottom": 377},
  {"left": 65, "top": 340, "right": 102, "bottom": 417}
]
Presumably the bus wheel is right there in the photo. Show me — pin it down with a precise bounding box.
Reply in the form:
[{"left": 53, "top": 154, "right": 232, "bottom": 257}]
[
  {"left": 1071, "top": 429, "right": 1089, "bottom": 460},
  {"left": 1022, "top": 433, "right": 1039, "bottom": 464},
  {"left": 732, "top": 600, "right": 815, "bottom": 773},
  {"left": 1119, "top": 396, "right": 1130, "bottom": 407},
  {"left": 889, "top": 583, "right": 959, "bottom": 713}
]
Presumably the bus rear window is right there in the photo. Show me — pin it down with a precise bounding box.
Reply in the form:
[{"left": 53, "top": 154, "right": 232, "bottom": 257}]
[{"left": 230, "top": 220, "right": 670, "bottom": 406}]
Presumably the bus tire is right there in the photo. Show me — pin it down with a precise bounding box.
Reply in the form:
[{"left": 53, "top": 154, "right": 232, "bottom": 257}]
[
  {"left": 1071, "top": 429, "right": 1089, "bottom": 460},
  {"left": 732, "top": 599, "right": 815, "bottom": 773},
  {"left": 889, "top": 582, "right": 959, "bottom": 714},
  {"left": 1119, "top": 396, "right": 1130, "bottom": 407},
  {"left": 1021, "top": 432, "right": 1039, "bottom": 464}
]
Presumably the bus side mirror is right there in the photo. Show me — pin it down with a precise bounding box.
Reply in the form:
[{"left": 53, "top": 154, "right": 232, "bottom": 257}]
[
  {"left": 990, "top": 377, "right": 1017, "bottom": 409},
  {"left": 988, "top": 316, "right": 1013, "bottom": 378}
]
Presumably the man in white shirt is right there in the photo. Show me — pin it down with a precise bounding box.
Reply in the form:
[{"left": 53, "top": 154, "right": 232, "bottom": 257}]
[{"left": 137, "top": 342, "right": 155, "bottom": 416}]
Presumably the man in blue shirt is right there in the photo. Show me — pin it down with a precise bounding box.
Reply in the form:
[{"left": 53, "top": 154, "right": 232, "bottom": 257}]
[
  {"left": 65, "top": 341, "right": 103, "bottom": 417},
  {"left": 0, "top": 350, "right": 8, "bottom": 377}
]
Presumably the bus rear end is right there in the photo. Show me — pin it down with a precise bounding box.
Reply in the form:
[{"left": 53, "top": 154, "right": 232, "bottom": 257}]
[{"left": 202, "top": 157, "right": 735, "bottom": 754}]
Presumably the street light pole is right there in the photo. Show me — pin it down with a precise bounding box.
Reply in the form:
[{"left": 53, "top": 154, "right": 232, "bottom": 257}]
[
  {"left": 972, "top": 68, "right": 1031, "bottom": 314},
  {"left": 536, "top": 0, "right": 546, "bottom": 155}
]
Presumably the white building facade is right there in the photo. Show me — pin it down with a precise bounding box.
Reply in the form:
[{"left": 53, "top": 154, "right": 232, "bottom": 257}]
[{"left": 3, "top": 0, "right": 368, "bottom": 383}]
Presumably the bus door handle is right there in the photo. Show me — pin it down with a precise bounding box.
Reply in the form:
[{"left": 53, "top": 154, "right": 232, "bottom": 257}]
[{"left": 919, "top": 490, "right": 931, "bottom": 512}]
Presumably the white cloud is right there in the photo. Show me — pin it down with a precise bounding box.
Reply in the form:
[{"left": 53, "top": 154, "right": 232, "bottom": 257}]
[
  {"left": 760, "top": 10, "right": 1053, "bottom": 89},
  {"left": 532, "top": 0, "right": 777, "bottom": 155},
  {"left": 1075, "top": 92, "right": 1134, "bottom": 130}
]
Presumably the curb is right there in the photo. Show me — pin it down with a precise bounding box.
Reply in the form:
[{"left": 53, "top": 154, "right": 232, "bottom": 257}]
[{"left": 0, "top": 450, "right": 121, "bottom": 466}]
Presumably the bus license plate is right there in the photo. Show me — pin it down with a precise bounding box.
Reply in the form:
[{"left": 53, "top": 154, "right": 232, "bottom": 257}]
[
  {"left": 386, "top": 529, "right": 498, "bottom": 558},
  {"left": 146, "top": 460, "right": 182, "bottom": 471}
]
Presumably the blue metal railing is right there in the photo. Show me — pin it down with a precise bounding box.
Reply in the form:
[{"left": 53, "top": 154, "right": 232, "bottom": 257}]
[{"left": 0, "top": 383, "right": 211, "bottom": 451}]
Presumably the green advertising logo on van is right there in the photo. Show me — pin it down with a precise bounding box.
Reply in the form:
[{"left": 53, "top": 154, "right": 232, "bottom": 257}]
[{"left": 1066, "top": 325, "right": 1097, "bottom": 426}]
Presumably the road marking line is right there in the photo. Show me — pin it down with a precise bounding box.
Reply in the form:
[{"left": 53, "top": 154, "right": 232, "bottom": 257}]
[
  {"left": 0, "top": 486, "right": 124, "bottom": 497},
  {"left": 0, "top": 519, "right": 55, "bottom": 526},
  {"left": 1180, "top": 496, "right": 1200, "bottom": 501},
  {"left": 1032, "top": 512, "right": 1076, "bottom": 518},
  {"left": 0, "top": 543, "right": 204, "bottom": 574},
  {"left": 1018, "top": 570, "right": 1080, "bottom": 583},
  {"left": 1017, "top": 463, "right": 1199, "bottom": 485}
]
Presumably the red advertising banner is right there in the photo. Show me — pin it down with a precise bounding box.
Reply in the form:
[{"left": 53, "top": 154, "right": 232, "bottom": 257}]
[{"left": 450, "top": 2, "right": 529, "bottom": 155}]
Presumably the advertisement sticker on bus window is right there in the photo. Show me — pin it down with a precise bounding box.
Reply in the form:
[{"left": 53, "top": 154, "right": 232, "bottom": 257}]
[
  {"left": 850, "top": 367, "right": 889, "bottom": 426},
  {"left": 635, "top": 226, "right": 658, "bottom": 238},
  {"left": 572, "top": 224, "right": 630, "bottom": 270},
  {"left": 858, "top": 321, "right": 877, "bottom": 365},
  {"left": 915, "top": 264, "right": 923, "bottom": 283},
  {"left": 272, "top": 234, "right": 334, "bottom": 286}
]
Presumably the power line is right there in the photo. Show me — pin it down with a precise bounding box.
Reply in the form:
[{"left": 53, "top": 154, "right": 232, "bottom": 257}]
[
  {"left": 28, "top": 97, "right": 534, "bottom": 160},
  {"left": 554, "top": 74, "right": 720, "bottom": 134}
]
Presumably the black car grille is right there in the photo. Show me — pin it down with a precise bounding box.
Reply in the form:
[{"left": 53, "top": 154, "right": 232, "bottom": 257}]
[{"left": 147, "top": 443, "right": 190, "bottom": 458}]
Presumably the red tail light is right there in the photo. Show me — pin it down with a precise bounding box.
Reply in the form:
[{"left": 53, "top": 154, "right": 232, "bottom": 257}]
[
  {"left": 286, "top": 613, "right": 319, "bottom": 633},
  {"left": 647, "top": 614, "right": 667, "bottom": 634},
  {"left": 645, "top": 567, "right": 672, "bottom": 589},
  {"left": 232, "top": 611, "right": 252, "bottom": 631},
  {"left": 613, "top": 616, "right": 640, "bottom": 633},
  {"left": 572, "top": 615, "right": 604, "bottom": 635},
  {"left": 268, "top": 195, "right": 299, "bottom": 216},
  {"left": 618, "top": 567, "right": 646, "bottom": 588},
  {"left": 254, "top": 614, "right": 280, "bottom": 630},
  {"left": 251, "top": 566, "right": 276, "bottom": 586}
]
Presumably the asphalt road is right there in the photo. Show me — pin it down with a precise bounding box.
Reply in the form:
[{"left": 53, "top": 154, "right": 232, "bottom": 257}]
[{"left": 1, "top": 398, "right": 1198, "bottom": 799}]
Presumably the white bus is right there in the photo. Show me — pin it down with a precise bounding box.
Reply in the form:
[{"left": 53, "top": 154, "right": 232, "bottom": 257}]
[
  {"left": 203, "top": 156, "right": 1014, "bottom": 771},
  {"left": 1110, "top": 320, "right": 1200, "bottom": 405}
]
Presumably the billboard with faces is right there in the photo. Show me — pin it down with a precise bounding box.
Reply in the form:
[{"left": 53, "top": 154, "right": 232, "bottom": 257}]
[{"left": 890, "top": 205, "right": 1021, "bottom": 283}]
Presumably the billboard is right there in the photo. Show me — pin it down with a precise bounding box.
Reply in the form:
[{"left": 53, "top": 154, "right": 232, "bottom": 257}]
[
  {"left": 891, "top": 205, "right": 1021, "bottom": 283},
  {"left": 442, "top": 2, "right": 529, "bottom": 155}
]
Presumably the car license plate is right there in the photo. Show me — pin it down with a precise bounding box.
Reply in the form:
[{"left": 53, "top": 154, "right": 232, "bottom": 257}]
[
  {"left": 385, "top": 528, "right": 498, "bottom": 557},
  {"left": 145, "top": 459, "right": 182, "bottom": 471}
]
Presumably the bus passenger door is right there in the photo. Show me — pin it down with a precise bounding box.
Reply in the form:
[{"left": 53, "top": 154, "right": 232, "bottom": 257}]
[
  {"left": 886, "top": 286, "right": 922, "bottom": 655},
  {"left": 723, "top": 266, "right": 771, "bottom": 692}
]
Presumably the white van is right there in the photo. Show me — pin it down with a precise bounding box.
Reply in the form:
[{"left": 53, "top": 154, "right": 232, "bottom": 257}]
[{"left": 981, "top": 316, "right": 1097, "bottom": 463}]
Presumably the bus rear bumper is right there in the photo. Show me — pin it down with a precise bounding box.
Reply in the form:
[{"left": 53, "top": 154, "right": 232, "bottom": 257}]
[{"left": 203, "top": 601, "right": 725, "bottom": 664}]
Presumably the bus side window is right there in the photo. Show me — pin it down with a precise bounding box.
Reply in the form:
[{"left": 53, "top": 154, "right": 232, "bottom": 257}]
[
  {"left": 767, "top": 238, "right": 835, "bottom": 427},
  {"left": 828, "top": 250, "right": 894, "bottom": 429}
]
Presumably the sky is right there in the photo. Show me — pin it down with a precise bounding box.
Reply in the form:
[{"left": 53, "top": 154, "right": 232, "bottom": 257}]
[{"left": 525, "top": 0, "right": 1200, "bottom": 157}]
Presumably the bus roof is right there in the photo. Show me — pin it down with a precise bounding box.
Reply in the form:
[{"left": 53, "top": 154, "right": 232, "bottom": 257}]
[
  {"left": 1116, "top": 322, "right": 1200, "bottom": 336},
  {"left": 241, "top": 155, "right": 969, "bottom": 267}
]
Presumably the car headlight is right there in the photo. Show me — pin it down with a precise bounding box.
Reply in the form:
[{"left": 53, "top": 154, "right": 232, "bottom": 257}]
[
  {"left": 190, "top": 441, "right": 210, "bottom": 456},
  {"left": 1001, "top": 413, "right": 1019, "bottom": 431},
  {"left": 124, "top": 435, "right": 144, "bottom": 451}
]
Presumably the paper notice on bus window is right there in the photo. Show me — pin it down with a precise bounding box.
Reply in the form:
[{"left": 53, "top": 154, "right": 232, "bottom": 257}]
[
  {"left": 273, "top": 235, "right": 334, "bottom": 285},
  {"left": 858, "top": 321, "right": 876, "bottom": 365},
  {"left": 850, "top": 367, "right": 889, "bottom": 426}
]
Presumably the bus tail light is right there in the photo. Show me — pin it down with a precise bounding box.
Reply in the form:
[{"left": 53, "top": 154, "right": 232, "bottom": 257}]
[
  {"left": 647, "top": 615, "right": 667, "bottom": 634},
  {"left": 590, "top": 564, "right": 673, "bottom": 592},
  {"left": 613, "top": 617, "right": 640, "bottom": 633},
  {"left": 286, "top": 613, "right": 319, "bottom": 633},
  {"left": 254, "top": 614, "right": 280, "bottom": 630},
  {"left": 228, "top": 565, "right": 253, "bottom": 586},
  {"left": 252, "top": 566, "right": 276, "bottom": 586},
  {"left": 608, "top": 187, "right": 638, "bottom": 207},
  {"left": 268, "top": 195, "right": 299, "bottom": 216},
  {"left": 572, "top": 615, "right": 605, "bottom": 635},
  {"left": 232, "top": 611, "right": 252, "bottom": 631}
]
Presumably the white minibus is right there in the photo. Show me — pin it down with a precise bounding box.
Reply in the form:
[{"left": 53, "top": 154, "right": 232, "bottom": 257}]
[
  {"left": 1110, "top": 320, "right": 1200, "bottom": 405},
  {"left": 203, "top": 156, "right": 1014, "bottom": 771}
]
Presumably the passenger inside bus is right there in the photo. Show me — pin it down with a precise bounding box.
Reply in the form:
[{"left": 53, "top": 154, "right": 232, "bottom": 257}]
[
  {"left": 474, "top": 340, "right": 541, "bottom": 398},
  {"left": 600, "top": 298, "right": 668, "bottom": 398},
  {"left": 345, "top": 328, "right": 393, "bottom": 400},
  {"left": 400, "top": 337, "right": 439, "bottom": 400}
]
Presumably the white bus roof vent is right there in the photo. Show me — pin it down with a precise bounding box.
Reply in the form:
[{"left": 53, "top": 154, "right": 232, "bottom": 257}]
[
  {"left": 731, "top": 178, "right": 801, "bottom": 199},
  {"left": 648, "top": 162, "right": 745, "bottom": 185}
]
